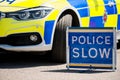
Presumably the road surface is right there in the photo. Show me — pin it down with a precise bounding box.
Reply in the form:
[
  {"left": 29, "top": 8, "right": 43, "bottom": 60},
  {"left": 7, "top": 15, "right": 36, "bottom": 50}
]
[{"left": 0, "top": 50, "right": 120, "bottom": 80}]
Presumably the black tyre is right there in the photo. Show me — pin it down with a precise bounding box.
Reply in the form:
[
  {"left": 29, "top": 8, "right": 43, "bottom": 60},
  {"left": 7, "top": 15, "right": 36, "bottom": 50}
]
[
  {"left": 117, "top": 40, "right": 120, "bottom": 49},
  {"left": 52, "top": 14, "right": 72, "bottom": 63}
]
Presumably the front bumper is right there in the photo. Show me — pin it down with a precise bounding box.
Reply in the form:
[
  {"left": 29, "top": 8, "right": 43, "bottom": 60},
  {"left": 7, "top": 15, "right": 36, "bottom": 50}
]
[
  {"left": 0, "top": 32, "right": 52, "bottom": 52},
  {"left": 0, "top": 17, "right": 49, "bottom": 51},
  {"left": 0, "top": 32, "right": 42, "bottom": 46},
  {"left": 0, "top": 43, "right": 52, "bottom": 52}
]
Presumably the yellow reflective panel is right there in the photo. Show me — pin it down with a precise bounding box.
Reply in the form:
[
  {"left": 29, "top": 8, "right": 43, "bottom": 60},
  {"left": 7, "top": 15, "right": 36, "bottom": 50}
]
[
  {"left": 104, "top": 15, "right": 117, "bottom": 27},
  {"left": 0, "top": 0, "right": 49, "bottom": 12},
  {"left": 81, "top": 17, "right": 90, "bottom": 27},
  {"left": 116, "top": 0, "right": 120, "bottom": 14},
  {"left": 87, "top": 0, "right": 105, "bottom": 17},
  {"left": 0, "top": 18, "right": 45, "bottom": 37},
  {"left": 87, "top": 0, "right": 104, "bottom": 7}
]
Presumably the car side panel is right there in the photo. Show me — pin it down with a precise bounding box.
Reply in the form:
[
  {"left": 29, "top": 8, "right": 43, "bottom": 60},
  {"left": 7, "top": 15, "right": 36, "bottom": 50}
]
[
  {"left": 67, "top": 0, "right": 118, "bottom": 29},
  {"left": 115, "top": 0, "right": 120, "bottom": 30}
]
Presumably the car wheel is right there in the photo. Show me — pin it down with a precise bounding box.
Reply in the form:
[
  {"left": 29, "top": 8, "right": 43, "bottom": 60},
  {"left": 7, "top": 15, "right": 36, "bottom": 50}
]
[{"left": 52, "top": 14, "right": 72, "bottom": 63}]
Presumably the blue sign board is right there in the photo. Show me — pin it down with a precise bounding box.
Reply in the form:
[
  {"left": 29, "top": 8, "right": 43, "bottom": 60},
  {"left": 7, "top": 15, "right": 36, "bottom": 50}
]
[{"left": 67, "top": 28, "right": 116, "bottom": 70}]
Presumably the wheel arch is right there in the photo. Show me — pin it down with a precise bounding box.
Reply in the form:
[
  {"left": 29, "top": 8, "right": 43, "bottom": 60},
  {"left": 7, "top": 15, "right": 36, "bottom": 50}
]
[
  {"left": 51, "top": 8, "right": 81, "bottom": 47},
  {"left": 58, "top": 9, "right": 81, "bottom": 27}
]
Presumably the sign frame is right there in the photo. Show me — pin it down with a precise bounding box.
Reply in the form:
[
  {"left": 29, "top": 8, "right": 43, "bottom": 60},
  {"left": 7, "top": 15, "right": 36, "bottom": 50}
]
[{"left": 66, "top": 27, "right": 116, "bottom": 71}]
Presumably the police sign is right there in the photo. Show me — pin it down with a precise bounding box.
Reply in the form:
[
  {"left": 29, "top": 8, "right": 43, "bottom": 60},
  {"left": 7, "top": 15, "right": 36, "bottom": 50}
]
[{"left": 66, "top": 28, "right": 116, "bottom": 71}]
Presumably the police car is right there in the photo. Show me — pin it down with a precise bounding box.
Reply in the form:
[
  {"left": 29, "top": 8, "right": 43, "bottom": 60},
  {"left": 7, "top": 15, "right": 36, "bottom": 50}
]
[{"left": 0, "top": 0, "right": 120, "bottom": 62}]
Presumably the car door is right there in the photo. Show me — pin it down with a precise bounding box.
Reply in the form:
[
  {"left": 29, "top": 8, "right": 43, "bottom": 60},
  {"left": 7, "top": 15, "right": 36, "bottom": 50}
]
[
  {"left": 88, "top": 0, "right": 115, "bottom": 27},
  {"left": 103, "top": 0, "right": 117, "bottom": 28},
  {"left": 115, "top": 0, "right": 120, "bottom": 30}
]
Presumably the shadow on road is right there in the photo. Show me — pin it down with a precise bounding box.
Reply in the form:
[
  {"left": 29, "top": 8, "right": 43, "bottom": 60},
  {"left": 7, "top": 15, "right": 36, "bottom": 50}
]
[
  {"left": 42, "top": 69, "right": 113, "bottom": 74},
  {"left": 0, "top": 52, "right": 61, "bottom": 69},
  {"left": 117, "top": 43, "right": 120, "bottom": 49}
]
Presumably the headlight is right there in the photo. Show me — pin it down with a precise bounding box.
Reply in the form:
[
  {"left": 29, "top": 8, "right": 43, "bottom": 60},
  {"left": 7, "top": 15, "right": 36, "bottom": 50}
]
[
  {"left": 7, "top": 7, "right": 53, "bottom": 20},
  {"left": 32, "top": 10, "right": 45, "bottom": 19},
  {"left": 18, "top": 11, "right": 30, "bottom": 20}
]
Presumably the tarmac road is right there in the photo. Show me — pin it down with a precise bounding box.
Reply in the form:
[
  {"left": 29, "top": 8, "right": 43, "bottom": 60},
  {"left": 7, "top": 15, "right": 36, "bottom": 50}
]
[{"left": 0, "top": 50, "right": 120, "bottom": 80}]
